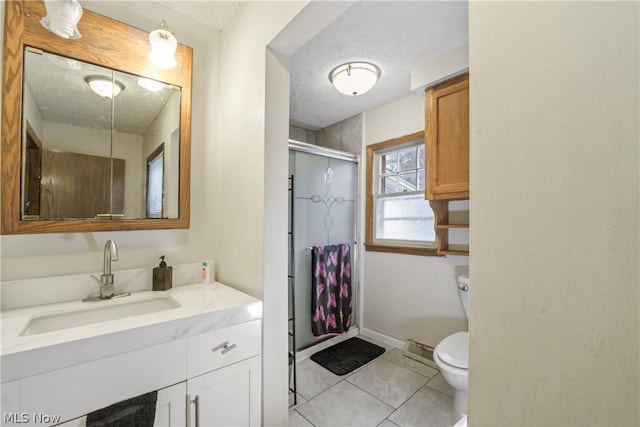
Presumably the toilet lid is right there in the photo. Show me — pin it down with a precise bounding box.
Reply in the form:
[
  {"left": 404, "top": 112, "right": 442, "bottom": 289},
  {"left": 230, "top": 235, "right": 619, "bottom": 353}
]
[{"left": 436, "top": 331, "right": 468, "bottom": 369}]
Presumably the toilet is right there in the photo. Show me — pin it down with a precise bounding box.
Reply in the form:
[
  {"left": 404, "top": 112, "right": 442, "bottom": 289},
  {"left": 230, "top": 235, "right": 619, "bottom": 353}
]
[{"left": 433, "top": 274, "right": 470, "bottom": 419}]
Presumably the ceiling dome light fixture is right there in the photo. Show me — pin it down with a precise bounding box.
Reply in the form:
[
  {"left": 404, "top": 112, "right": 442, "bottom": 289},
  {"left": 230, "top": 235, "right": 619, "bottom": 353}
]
[
  {"left": 148, "top": 20, "right": 178, "bottom": 69},
  {"left": 138, "top": 77, "right": 165, "bottom": 92},
  {"left": 329, "top": 62, "right": 380, "bottom": 96},
  {"left": 85, "top": 76, "right": 125, "bottom": 99},
  {"left": 40, "top": 0, "right": 83, "bottom": 40}
]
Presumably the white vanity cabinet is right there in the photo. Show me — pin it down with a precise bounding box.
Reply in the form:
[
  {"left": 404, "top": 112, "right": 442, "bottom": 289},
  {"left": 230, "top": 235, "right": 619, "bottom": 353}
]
[
  {"left": 185, "top": 320, "right": 262, "bottom": 426},
  {"left": 187, "top": 356, "right": 261, "bottom": 427},
  {"left": 2, "top": 320, "right": 262, "bottom": 427},
  {"left": 1, "top": 281, "right": 263, "bottom": 427},
  {"left": 1, "top": 320, "right": 262, "bottom": 427},
  {"left": 33, "top": 375, "right": 189, "bottom": 426},
  {"left": 14, "top": 339, "right": 188, "bottom": 425},
  {"left": 155, "top": 382, "right": 188, "bottom": 426}
]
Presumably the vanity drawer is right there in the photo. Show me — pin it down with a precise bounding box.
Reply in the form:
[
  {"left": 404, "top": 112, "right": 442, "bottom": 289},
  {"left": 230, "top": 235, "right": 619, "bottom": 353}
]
[
  {"left": 15, "top": 339, "right": 187, "bottom": 426},
  {"left": 187, "top": 319, "right": 261, "bottom": 378}
]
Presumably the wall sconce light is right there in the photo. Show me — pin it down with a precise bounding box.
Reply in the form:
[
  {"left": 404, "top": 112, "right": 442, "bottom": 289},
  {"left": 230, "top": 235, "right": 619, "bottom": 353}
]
[
  {"left": 148, "top": 20, "right": 178, "bottom": 69},
  {"left": 329, "top": 62, "right": 380, "bottom": 96},
  {"left": 85, "top": 76, "right": 125, "bottom": 99},
  {"left": 40, "top": 0, "right": 83, "bottom": 40}
]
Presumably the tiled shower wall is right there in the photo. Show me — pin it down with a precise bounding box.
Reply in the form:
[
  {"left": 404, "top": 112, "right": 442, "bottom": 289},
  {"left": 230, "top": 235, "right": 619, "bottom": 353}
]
[{"left": 289, "top": 114, "right": 362, "bottom": 155}]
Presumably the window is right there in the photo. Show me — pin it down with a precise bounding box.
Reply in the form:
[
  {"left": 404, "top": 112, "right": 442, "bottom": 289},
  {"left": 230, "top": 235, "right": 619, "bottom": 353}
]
[
  {"left": 146, "top": 144, "right": 164, "bottom": 218},
  {"left": 365, "top": 131, "right": 438, "bottom": 256}
]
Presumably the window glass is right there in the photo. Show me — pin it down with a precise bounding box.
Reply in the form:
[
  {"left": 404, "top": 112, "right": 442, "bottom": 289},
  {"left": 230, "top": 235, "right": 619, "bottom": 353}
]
[
  {"left": 398, "top": 146, "right": 417, "bottom": 171},
  {"left": 146, "top": 151, "right": 163, "bottom": 218},
  {"left": 368, "top": 135, "right": 436, "bottom": 250},
  {"left": 381, "top": 175, "right": 398, "bottom": 193},
  {"left": 381, "top": 152, "right": 397, "bottom": 174},
  {"left": 375, "top": 194, "right": 435, "bottom": 242}
]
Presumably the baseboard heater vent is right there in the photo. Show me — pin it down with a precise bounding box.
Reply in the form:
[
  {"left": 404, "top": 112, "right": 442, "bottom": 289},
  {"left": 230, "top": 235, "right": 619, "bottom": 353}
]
[{"left": 404, "top": 339, "right": 438, "bottom": 369}]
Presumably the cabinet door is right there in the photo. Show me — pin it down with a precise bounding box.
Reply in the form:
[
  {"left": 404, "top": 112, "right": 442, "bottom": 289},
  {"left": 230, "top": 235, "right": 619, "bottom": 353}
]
[
  {"left": 155, "top": 382, "right": 187, "bottom": 427},
  {"left": 425, "top": 74, "right": 469, "bottom": 200},
  {"left": 187, "top": 356, "right": 261, "bottom": 427},
  {"left": 40, "top": 151, "right": 125, "bottom": 219}
]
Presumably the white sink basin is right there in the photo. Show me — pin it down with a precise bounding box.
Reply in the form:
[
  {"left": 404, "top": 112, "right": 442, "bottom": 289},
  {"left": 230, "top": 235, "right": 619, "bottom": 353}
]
[{"left": 20, "top": 295, "right": 181, "bottom": 336}]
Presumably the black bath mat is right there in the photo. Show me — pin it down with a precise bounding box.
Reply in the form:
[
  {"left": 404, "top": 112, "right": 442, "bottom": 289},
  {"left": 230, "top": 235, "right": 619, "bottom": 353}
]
[{"left": 310, "top": 337, "right": 385, "bottom": 376}]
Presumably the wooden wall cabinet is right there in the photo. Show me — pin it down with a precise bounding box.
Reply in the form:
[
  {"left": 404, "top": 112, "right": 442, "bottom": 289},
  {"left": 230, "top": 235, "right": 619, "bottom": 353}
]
[
  {"left": 430, "top": 199, "right": 469, "bottom": 256},
  {"left": 425, "top": 74, "right": 469, "bottom": 201}
]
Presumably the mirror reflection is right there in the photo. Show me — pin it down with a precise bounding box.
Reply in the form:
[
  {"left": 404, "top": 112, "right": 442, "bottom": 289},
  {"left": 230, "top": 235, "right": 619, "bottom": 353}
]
[{"left": 22, "top": 49, "right": 181, "bottom": 220}]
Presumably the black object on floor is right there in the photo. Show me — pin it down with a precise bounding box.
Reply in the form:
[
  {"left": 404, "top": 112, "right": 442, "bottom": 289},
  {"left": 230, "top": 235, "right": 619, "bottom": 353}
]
[{"left": 310, "top": 337, "right": 385, "bottom": 376}]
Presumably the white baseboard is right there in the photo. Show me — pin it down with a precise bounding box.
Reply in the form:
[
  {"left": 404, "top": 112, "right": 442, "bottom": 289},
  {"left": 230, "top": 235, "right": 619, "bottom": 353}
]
[
  {"left": 293, "top": 327, "right": 409, "bottom": 363},
  {"left": 359, "top": 327, "right": 406, "bottom": 350},
  {"left": 294, "top": 327, "right": 360, "bottom": 362}
]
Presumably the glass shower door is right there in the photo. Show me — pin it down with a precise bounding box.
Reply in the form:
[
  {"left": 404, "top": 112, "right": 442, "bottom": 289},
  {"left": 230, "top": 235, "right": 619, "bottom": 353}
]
[{"left": 290, "top": 149, "right": 358, "bottom": 351}]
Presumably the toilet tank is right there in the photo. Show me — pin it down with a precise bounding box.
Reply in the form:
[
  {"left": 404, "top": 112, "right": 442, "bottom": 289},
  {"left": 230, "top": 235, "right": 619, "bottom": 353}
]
[{"left": 457, "top": 274, "right": 470, "bottom": 319}]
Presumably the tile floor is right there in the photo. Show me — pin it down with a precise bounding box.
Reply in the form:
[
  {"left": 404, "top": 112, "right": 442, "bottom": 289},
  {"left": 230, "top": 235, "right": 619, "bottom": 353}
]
[{"left": 289, "top": 336, "right": 456, "bottom": 427}]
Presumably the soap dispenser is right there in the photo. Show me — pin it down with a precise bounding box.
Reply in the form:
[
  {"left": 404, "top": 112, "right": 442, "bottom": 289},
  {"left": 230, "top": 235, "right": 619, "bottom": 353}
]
[{"left": 153, "top": 255, "right": 173, "bottom": 291}]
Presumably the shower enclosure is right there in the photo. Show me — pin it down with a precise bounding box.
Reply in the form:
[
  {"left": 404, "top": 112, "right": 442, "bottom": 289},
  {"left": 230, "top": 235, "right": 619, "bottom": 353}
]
[{"left": 288, "top": 141, "right": 358, "bottom": 403}]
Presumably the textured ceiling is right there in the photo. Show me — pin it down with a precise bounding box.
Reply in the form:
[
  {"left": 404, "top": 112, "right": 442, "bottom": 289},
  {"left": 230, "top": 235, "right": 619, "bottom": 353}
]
[
  {"left": 289, "top": 1, "right": 469, "bottom": 130},
  {"left": 75, "top": 1, "right": 468, "bottom": 133},
  {"left": 25, "top": 50, "right": 175, "bottom": 135},
  {"left": 142, "top": 0, "right": 468, "bottom": 132},
  {"left": 155, "top": 0, "right": 240, "bottom": 31}
]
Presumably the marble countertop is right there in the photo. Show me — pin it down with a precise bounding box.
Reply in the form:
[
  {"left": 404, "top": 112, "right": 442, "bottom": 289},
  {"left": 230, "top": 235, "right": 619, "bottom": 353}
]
[{"left": 1, "top": 282, "right": 262, "bottom": 382}]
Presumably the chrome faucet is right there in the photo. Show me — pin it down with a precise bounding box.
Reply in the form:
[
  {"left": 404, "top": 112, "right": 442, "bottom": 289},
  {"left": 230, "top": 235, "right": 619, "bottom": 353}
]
[{"left": 100, "top": 240, "right": 118, "bottom": 299}]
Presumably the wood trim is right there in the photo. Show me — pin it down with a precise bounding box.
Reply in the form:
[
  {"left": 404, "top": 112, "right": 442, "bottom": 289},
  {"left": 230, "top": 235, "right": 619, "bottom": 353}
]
[
  {"left": 435, "top": 223, "right": 469, "bottom": 229},
  {"left": 365, "top": 143, "right": 375, "bottom": 245},
  {"left": 425, "top": 73, "right": 469, "bottom": 201},
  {"left": 23, "top": 121, "right": 43, "bottom": 217},
  {"left": 429, "top": 200, "right": 448, "bottom": 255},
  {"left": 1, "top": 0, "right": 24, "bottom": 234},
  {"left": 365, "top": 131, "right": 442, "bottom": 257},
  {"left": 364, "top": 243, "right": 440, "bottom": 257},
  {"left": 366, "top": 131, "right": 424, "bottom": 153},
  {"left": 1, "top": 1, "right": 193, "bottom": 234},
  {"left": 439, "top": 248, "right": 469, "bottom": 256},
  {"left": 21, "top": 2, "right": 190, "bottom": 86},
  {"left": 430, "top": 199, "right": 470, "bottom": 256},
  {"left": 425, "top": 86, "right": 434, "bottom": 200},
  {"left": 429, "top": 187, "right": 469, "bottom": 200}
]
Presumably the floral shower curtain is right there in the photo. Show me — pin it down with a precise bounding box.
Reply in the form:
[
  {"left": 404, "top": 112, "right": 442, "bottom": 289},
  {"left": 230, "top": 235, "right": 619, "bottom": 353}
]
[{"left": 311, "top": 243, "right": 352, "bottom": 337}]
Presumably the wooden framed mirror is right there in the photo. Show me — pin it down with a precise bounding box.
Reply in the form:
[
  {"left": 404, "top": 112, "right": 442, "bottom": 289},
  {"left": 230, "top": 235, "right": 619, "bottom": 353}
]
[{"left": 1, "top": 1, "right": 192, "bottom": 234}]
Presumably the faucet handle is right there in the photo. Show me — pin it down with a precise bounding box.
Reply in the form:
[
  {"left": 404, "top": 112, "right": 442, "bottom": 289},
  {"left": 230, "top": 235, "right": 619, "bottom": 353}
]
[
  {"left": 101, "top": 273, "right": 114, "bottom": 285},
  {"left": 99, "top": 278, "right": 115, "bottom": 299}
]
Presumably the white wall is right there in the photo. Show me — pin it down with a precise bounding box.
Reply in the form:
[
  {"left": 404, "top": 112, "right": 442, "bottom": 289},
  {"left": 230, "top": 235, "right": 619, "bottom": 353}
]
[
  {"left": 216, "top": 3, "right": 307, "bottom": 425},
  {"left": 143, "top": 90, "right": 181, "bottom": 218},
  {"left": 362, "top": 93, "right": 469, "bottom": 347},
  {"left": 23, "top": 84, "right": 44, "bottom": 140},
  {"left": 468, "top": 2, "right": 639, "bottom": 425},
  {"left": 0, "top": 4, "right": 221, "bottom": 289}
]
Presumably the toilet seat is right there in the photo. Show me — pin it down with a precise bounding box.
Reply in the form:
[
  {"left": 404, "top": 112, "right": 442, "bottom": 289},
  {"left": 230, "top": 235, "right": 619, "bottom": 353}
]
[{"left": 434, "top": 331, "right": 468, "bottom": 369}]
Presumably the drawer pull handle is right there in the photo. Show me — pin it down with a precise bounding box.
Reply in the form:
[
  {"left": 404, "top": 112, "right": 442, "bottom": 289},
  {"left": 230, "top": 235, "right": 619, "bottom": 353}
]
[{"left": 212, "top": 341, "right": 237, "bottom": 354}]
